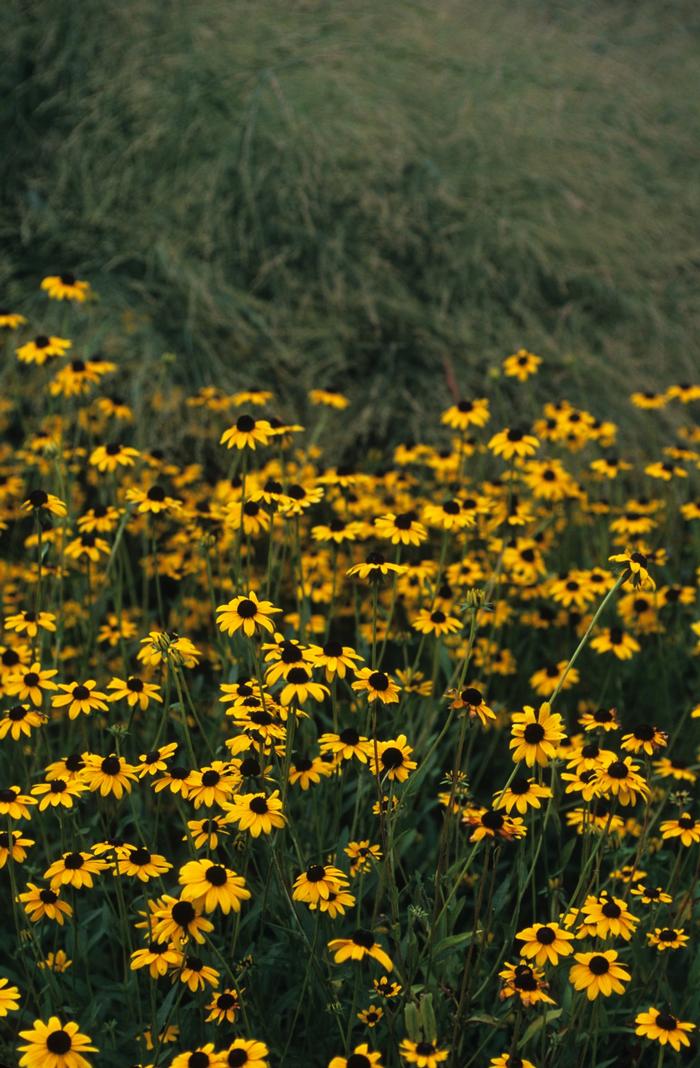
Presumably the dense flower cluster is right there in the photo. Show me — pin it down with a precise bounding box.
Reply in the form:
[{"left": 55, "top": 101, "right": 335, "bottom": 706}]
[{"left": 0, "top": 278, "right": 698, "bottom": 1066}]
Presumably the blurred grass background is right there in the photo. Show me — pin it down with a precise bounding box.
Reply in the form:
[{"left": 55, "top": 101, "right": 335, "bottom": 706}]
[{"left": 2, "top": 0, "right": 700, "bottom": 445}]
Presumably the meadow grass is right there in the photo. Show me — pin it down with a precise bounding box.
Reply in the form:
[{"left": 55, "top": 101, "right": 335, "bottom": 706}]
[{"left": 2, "top": 0, "right": 700, "bottom": 448}]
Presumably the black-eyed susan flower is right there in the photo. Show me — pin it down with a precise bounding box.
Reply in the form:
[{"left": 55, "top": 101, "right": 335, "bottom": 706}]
[
  {"left": 220, "top": 414, "right": 273, "bottom": 450},
  {"left": 647, "top": 927, "right": 689, "bottom": 951},
  {"left": 44, "top": 851, "right": 108, "bottom": 891},
  {"left": 0, "top": 828, "right": 34, "bottom": 867},
  {"left": 186, "top": 762, "right": 240, "bottom": 808},
  {"left": 306, "top": 639, "right": 364, "bottom": 681},
  {"left": 488, "top": 427, "right": 539, "bottom": 460},
  {"left": 630, "top": 884, "right": 672, "bottom": 906},
  {"left": 634, "top": 1007, "right": 696, "bottom": 1051},
  {"left": 489, "top": 1054, "right": 537, "bottom": 1068},
  {"left": 107, "top": 675, "right": 163, "bottom": 712},
  {"left": 116, "top": 846, "right": 173, "bottom": 882},
  {"left": 152, "top": 896, "right": 214, "bottom": 945},
  {"left": 372, "top": 736, "right": 417, "bottom": 782},
  {"left": 224, "top": 790, "right": 286, "bottom": 837},
  {"left": 621, "top": 723, "right": 667, "bottom": 756},
  {"left": 498, "top": 960, "right": 554, "bottom": 1007},
  {"left": 374, "top": 511, "right": 428, "bottom": 546},
  {"left": 577, "top": 894, "right": 639, "bottom": 940},
  {"left": 18, "top": 883, "right": 73, "bottom": 925},
  {"left": 346, "top": 551, "right": 408, "bottom": 584},
  {"left": 0, "top": 703, "right": 45, "bottom": 740},
  {"left": 569, "top": 950, "right": 630, "bottom": 999},
  {"left": 309, "top": 388, "right": 350, "bottom": 409},
  {"left": 345, "top": 841, "right": 382, "bottom": 875},
  {"left": 217, "top": 591, "right": 281, "bottom": 638},
  {"left": 292, "top": 864, "right": 349, "bottom": 904},
  {"left": 0, "top": 977, "right": 19, "bottom": 1016},
  {"left": 89, "top": 443, "right": 140, "bottom": 472},
  {"left": 52, "top": 680, "right": 109, "bottom": 720},
  {"left": 494, "top": 774, "right": 552, "bottom": 815},
  {"left": 277, "top": 665, "right": 329, "bottom": 705},
  {"left": 328, "top": 930, "right": 393, "bottom": 971},
  {"left": 38, "top": 950, "right": 72, "bottom": 973},
  {"left": 515, "top": 922, "right": 575, "bottom": 966},
  {"left": 206, "top": 988, "right": 242, "bottom": 1025},
  {"left": 41, "top": 273, "right": 90, "bottom": 301},
  {"left": 462, "top": 808, "right": 526, "bottom": 842},
  {"left": 83, "top": 753, "right": 138, "bottom": 798},
  {"left": 125, "top": 484, "right": 182, "bottom": 514},
  {"left": 130, "top": 939, "right": 182, "bottom": 978},
  {"left": 17, "top": 335, "right": 72, "bottom": 365},
  {"left": 441, "top": 397, "right": 490, "bottom": 430},
  {"left": 18, "top": 1016, "right": 97, "bottom": 1068},
  {"left": 179, "top": 859, "right": 251, "bottom": 914},
  {"left": 352, "top": 667, "right": 401, "bottom": 705},
  {"left": 175, "top": 955, "right": 220, "bottom": 993},
  {"left": 503, "top": 348, "right": 541, "bottom": 381},
  {"left": 594, "top": 756, "right": 650, "bottom": 806},
  {"left": 509, "top": 703, "right": 565, "bottom": 767},
  {"left": 4, "top": 609, "right": 56, "bottom": 638},
  {"left": 31, "top": 777, "right": 86, "bottom": 811},
  {"left": 398, "top": 1039, "right": 449, "bottom": 1067},
  {"left": 0, "top": 309, "right": 26, "bottom": 328},
  {"left": 590, "top": 625, "right": 640, "bottom": 660},
  {"left": 319, "top": 728, "right": 373, "bottom": 764},
  {"left": 329, "top": 1044, "right": 384, "bottom": 1068},
  {"left": 659, "top": 811, "right": 700, "bottom": 846},
  {"left": 221, "top": 1039, "right": 269, "bottom": 1068},
  {"left": 171, "top": 1045, "right": 223, "bottom": 1068},
  {"left": 0, "top": 785, "right": 36, "bottom": 820},
  {"left": 411, "top": 607, "right": 462, "bottom": 637},
  {"left": 609, "top": 549, "right": 655, "bottom": 590},
  {"left": 138, "top": 631, "right": 201, "bottom": 669}
]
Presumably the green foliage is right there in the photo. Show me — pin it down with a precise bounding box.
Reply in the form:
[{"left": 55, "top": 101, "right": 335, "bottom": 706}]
[{"left": 2, "top": 0, "right": 700, "bottom": 446}]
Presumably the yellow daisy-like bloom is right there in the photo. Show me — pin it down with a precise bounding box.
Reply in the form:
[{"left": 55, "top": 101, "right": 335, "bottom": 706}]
[
  {"left": 31, "top": 777, "right": 86, "bottom": 811},
  {"left": 328, "top": 930, "right": 393, "bottom": 971},
  {"left": 171, "top": 1045, "right": 223, "bottom": 1068},
  {"left": 446, "top": 686, "right": 496, "bottom": 726},
  {"left": 329, "top": 1044, "right": 385, "bottom": 1068},
  {"left": 498, "top": 960, "right": 554, "bottom": 1007},
  {"left": 0, "top": 310, "right": 26, "bottom": 328},
  {"left": 608, "top": 549, "right": 655, "bottom": 590},
  {"left": 351, "top": 667, "right": 401, "bottom": 705},
  {"left": 309, "top": 388, "right": 350, "bottom": 410},
  {"left": 647, "top": 927, "right": 689, "bottom": 951},
  {"left": 292, "top": 864, "right": 349, "bottom": 905},
  {"left": 306, "top": 640, "right": 364, "bottom": 681},
  {"left": 40, "top": 273, "right": 91, "bottom": 301},
  {"left": 0, "top": 703, "right": 46, "bottom": 741},
  {"left": 346, "top": 551, "right": 408, "bottom": 582},
  {"left": 372, "top": 736, "right": 417, "bottom": 783},
  {"left": 224, "top": 790, "right": 286, "bottom": 837},
  {"left": 217, "top": 591, "right": 281, "bottom": 638},
  {"left": 179, "top": 859, "right": 251, "bottom": 914},
  {"left": 411, "top": 608, "right": 462, "bottom": 637},
  {"left": 175, "top": 955, "right": 221, "bottom": 993},
  {"left": 0, "top": 785, "right": 36, "bottom": 820},
  {"left": 21, "top": 489, "right": 67, "bottom": 517},
  {"left": 0, "top": 977, "right": 20, "bottom": 1016},
  {"left": 488, "top": 426, "right": 539, "bottom": 460},
  {"left": 398, "top": 1039, "right": 449, "bottom": 1067},
  {"left": 137, "top": 631, "right": 201, "bottom": 669},
  {"left": 221, "top": 1039, "right": 269, "bottom": 1068},
  {"left": 151, "top": 896, "right": 214, "bottom": 945},
  {"left": 130, "top": 940, "right": 182, "bottom": 979},
  {"left": 205, "top": 988, "right": 242, "bottom": 1025},
  {"left": 634, "top": 1007, "right": 696, "bottom": 1051},
  {"left": 374, "top": 511, "right": 428, "bottom": 546},
  {"left": 593, "top": 755, "right": 649, "bottom": 807},
  {"left": 125, "top": 484, "right": 182, "bottom": 514},
  {"left": 106, "top": 675, "right": 162, "bottom": 711},
  {"left": 220, "top": 413, "right": 273, "bottom": 450},
  {"left": 4, "top": 610, "right": 56, "bottom": 638},
  {"left": 82, "top": 753, "right": 138, "bottom": 798},
  {"left": 52, "top": 680, "right": 109, "bottom": 720},
  {"left": 89, "top": 443, "right": 140, "bottom": 472},
  {"left": 589, "top": 626, "right": 640, "bottom": 660},
  {"left": 18, "top": 1018, "right": 97, "bottom": 1068},
  {"left": 440, "top": 397, "right": 490, "bottom": 430},
  {"left": 277, "top": 666, "right": 330, "bottom": 706},
  {"left": 17, "top": 335, "right": 72, "bottom": 365},
  {"left": 0, "top": 828, "right": 34, "bottom": 867},
  {"left": 503, "top": 348, "right": 541, "bottom": 381},
  {"left": 44, "top": 851, "right": 108, "bottom": 891},
  {"left": 38, "top": 950, "right": 72, "bottom": 973},
  {"left": 489, "top": 1055, "right": 537, "bottom": 1068},
  {"left": 462, "top": 807, "right": 527, "bottom": 843},
  {"left": 18, "top": 883, "right": 73, "bottom": 925},
  {"left": 509, "top": 702, "right": 565, "bottom": 767},
  {"left": 568, "top": 950, "right": 630, "bottom": 1000},
  {"left": 493, "top": 774, "right": 552, "bottom": 814},
  {"left": 577, "top": 894, "right": 639, "bottom": 941},
  {"left": 515, "top": 921, "right": 575, "bottom": 966},
  {"left": 659, "top": 812, "right": 700, "bottom": 846},
  {"left": 116, "top": 847, "right": 173, "bottom": 882}
]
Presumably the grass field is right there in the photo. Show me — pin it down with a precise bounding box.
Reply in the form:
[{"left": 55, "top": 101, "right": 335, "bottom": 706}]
[{"left": 2, "top": 0, "right": 700, "bottom": 446}]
